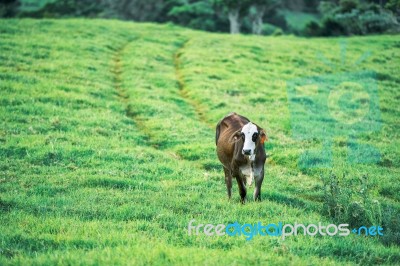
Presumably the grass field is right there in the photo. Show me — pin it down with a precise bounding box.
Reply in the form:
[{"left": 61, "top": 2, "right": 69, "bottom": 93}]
[{"left": 0, "top": 19, "right": 399, "bottom": 265}]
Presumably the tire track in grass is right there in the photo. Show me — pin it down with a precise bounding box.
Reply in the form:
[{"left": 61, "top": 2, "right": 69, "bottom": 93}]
[
  {"left": 170, "top": 39, "right": 221, "bottom": 171},
  {"left": 112, "top": 39, "right": 156, "bottom": 149},
  {"left": 112, "top": 39, "right": 187, "bottom": 162},
  {"left": 111, "top": 37, "right": 219, "bottom": 193},
  {"left": 113, "top": 37, "right": 212, "bottom": 171},
  {"left": 112, "top": 42, "right": 130, "bottom": 103},
  {"left": 174, "top": 39, "right": 213, "bottom": 129},
  {"left": 170, "top": 39, "right": 217, "bottom": 167}
]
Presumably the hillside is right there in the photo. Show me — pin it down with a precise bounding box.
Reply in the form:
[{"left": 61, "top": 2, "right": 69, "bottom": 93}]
[{"left": 0, "top": 19, "right": 399, "bottom": 265}]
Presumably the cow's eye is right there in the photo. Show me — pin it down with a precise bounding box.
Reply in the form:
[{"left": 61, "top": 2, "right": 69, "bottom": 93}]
[
  {"left": 252, "top": 132, "right": 258, "bottom": 142},
  {"left": 241, "top": 133, "right": 245, "bottom": 139}
]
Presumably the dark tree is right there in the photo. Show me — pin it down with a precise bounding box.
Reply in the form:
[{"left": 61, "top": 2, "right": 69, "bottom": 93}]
[
  {"left": 249, "top": 0, "right": 280, "bottom": 35},
  {"left": 214, "top": 0, "right": 251, "bottom": 34},
  {"left": 0, "top": 0, "right": 19, "bottom": 17}
]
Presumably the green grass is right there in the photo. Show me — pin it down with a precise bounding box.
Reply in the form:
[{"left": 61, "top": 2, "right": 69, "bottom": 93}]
[{"left": 0, "top": 19, "right": 399, "bottom": 265}]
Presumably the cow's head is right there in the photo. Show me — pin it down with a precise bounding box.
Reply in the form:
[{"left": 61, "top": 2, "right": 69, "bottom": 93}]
[{"left": 233, "top": 122, "right": 267, "bottom": 161}]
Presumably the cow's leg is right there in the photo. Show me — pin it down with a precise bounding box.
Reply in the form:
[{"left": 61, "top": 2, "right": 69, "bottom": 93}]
[
  {"left": 254, "top": 170, "right": 264, "bottom": 201},
  {"left": 235, "top": 175, "right": 246, "bottom": 204},
  {"left": 223, "top": 167, "right": 232, "bottom": 199}
]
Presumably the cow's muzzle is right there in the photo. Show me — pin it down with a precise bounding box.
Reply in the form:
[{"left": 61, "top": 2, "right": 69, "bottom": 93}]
[{"left": 243, "top": 149, "right": 251, "bottom": 155}]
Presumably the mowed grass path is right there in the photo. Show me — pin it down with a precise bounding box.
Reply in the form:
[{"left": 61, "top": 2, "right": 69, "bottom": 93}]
[{"left": 0, "top": 19, "right": 399, "bottom": 265}]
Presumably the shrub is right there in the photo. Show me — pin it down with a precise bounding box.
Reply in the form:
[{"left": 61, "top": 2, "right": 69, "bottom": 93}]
[
  {"left": 168, "top": 1, "right": 227, "bottom": 32},
  {"left": 311, "top": 1, "right": 399, "bottom": 36},
  {"left": 19, "top": 0, "right": 105, "bottom": 18},
  {"left": 380, "top": 205, "right": 400, "bottom": 246},
  {"left": 303, "top": 21, "right": 321, "bottom": 36},
  {"left": 321, "top": 172, "right": 382, "bottom": 227},
  {"left": 271, "top": 28, "right": 284, "bottom": 36},
  {"left": 318, "top": 1, "right": 338, "bottom": 16},
  {"left": 334, "top": 9, "right": 365, "bottom": 35},
  {"left": 359, "top": 10, "right": 399, "bottom": 34},
  {"left": 320, "top": 17, "right": 347, "bottom": 36},
  {"left": 265, "top": 9, "right": 288, "bottom": 32},
  {"left": 262, "top": 23, "right": 283, "bottom": 35},
  {"left": 339, "top": 0, "right": 360, "bottom": 13}
]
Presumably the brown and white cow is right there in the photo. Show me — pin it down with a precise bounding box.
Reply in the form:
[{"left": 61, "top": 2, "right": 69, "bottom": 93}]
[{"left": 215, "top": 112, "right": 267, "bottom": 203}]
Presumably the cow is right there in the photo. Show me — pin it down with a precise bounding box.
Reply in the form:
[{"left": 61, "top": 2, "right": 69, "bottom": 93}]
[{"left": 215, "top": 112, "right": 268, "bottom": 203}]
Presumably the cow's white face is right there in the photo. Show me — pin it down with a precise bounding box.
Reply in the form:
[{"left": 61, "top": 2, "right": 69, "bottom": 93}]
[{"left": 241, "top": 122, "right": 258, "bottom": 160}]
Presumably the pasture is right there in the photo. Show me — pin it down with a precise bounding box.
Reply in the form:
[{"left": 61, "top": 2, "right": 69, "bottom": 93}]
[{"left": 0, "top": 19, "right": 399, "bottom": 265}]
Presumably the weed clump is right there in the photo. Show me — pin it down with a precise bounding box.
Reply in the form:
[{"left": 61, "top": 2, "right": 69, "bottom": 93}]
[
  {"left": 322, "top": 172, "right": 400, "bottom": 246},
  {"left": 321, "top": 172, "right": 381, "bottom": 227}
]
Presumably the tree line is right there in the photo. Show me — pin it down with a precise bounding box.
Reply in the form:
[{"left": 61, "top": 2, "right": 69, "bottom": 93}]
[{"left": 1, "top": 0, "right": 399, "bottom": 36}]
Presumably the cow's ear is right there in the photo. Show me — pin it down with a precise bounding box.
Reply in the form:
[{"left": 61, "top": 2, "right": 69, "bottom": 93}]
[
  {"left": 230, "top": 130, "right": 242, "bottom": 143},
  {"left": 260, "top": 130, "right": 268, "bottom": 144}
]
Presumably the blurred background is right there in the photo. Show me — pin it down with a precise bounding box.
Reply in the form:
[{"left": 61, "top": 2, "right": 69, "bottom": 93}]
[{"left": 1, "top": 0, "right": 399, "bottom": 36}]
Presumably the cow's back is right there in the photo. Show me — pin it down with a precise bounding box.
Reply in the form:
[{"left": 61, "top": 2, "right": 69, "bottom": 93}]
[{"left": 216, "top": 113, "right": 249, "bottom": 167}]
